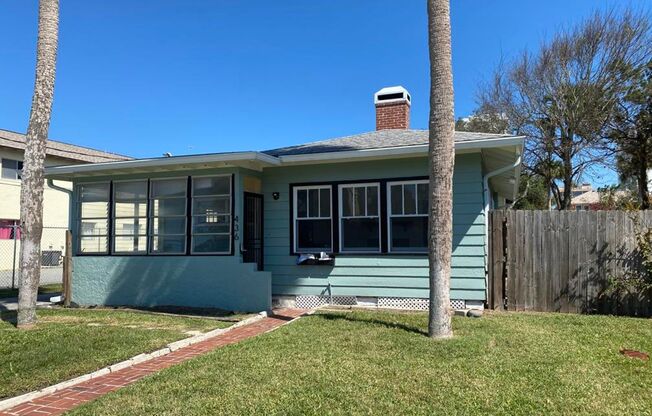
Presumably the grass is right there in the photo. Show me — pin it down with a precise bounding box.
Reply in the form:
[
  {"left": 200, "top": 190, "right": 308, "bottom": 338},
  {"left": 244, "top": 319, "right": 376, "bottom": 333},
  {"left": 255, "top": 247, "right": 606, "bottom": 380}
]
[
  {"left": 70, "top": 310, "right": 652, "bottom": 416},
  {"left": 0, "top": 283, "right": 63, "bottom": 299},
  {"left": 0, "top": 308, "right": 237, "bottom": 399}
]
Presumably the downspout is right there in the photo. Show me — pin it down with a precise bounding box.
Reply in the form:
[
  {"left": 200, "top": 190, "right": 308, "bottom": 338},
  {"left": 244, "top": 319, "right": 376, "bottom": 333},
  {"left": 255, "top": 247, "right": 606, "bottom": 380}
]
[
  {"left": 47, "top": 179, "right": 74, "bottom": 229},
  {"left": 482, "top": 155, "right": 522, "bottom": 302}
]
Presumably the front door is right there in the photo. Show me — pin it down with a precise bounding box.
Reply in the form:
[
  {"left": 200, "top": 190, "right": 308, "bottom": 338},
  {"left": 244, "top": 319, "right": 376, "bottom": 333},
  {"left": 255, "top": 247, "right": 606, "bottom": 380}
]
[{"left": 242, "top": 192, "right": 264, "bottom": 271}]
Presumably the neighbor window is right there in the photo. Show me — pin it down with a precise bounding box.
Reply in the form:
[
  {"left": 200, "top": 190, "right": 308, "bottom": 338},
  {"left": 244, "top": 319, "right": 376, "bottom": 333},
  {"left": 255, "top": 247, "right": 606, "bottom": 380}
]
[
  {"left": 293, "top": 185, "right": 332, "bottom": 252},
  {"left": 0, "top": 219, "right": 20, "bottom": 240},
  {"left": 77, "top": 182, "right": 110, "bottom": 253},
  {"left": 191, "top": 175, "right": 232, "bottom": 254},
  {"left": 339, "top": 183, "right": 380, "bottom": 252},
  {"left": 388, "top": 180, "right": 428, "bottom": 252},
  {"left": 1, "top": 159, "right": 23, "bottom": 180},
  {"left": 149, "top": 178, "right": 187, "bottom": 254},
  {"left": 113, "top": 180, "right": 148, "bottom": 253}
]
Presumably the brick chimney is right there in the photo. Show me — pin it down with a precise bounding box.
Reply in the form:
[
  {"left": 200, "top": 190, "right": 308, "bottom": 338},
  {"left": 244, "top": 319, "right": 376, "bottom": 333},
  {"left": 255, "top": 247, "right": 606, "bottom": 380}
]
[{"left": 374, "top": 86, "right": 411, "bottom": 130}]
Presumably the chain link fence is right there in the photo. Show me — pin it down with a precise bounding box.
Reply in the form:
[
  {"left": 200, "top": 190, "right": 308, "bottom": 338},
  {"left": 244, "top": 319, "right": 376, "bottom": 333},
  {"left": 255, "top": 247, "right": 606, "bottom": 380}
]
[{"left": 0, "top": 225, "right": 69, "bottom": 289}]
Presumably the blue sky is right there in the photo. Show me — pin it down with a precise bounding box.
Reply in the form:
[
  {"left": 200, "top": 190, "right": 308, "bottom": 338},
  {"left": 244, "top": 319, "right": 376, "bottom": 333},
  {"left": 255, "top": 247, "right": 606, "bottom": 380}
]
[{"left": 0, "top": 0, "right": 646, "bottom": 185}]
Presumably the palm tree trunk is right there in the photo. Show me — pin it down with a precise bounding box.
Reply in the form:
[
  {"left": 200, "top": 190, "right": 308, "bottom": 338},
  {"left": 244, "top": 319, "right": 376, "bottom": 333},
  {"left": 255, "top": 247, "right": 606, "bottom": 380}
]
[
  {"left": 17, "top": 0, "right": 59, "bottom": 328},
  {"left": 427, "top": 0, "right": 454, "bottom": 339}
]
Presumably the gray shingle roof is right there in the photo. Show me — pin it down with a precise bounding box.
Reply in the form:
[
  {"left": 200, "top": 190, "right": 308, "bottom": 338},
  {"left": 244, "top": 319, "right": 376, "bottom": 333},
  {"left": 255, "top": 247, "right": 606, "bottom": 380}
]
[
  {"left": 0, "top": 129, "right": 131, "bottom": 163},
  {"left": 264, "top": 129, "right": 514, "bottom": 157}
]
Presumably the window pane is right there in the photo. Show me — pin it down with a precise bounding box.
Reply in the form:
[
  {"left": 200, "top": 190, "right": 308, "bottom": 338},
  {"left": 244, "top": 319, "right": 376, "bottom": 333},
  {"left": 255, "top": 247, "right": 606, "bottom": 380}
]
[
  {"left": 403, "top": 184, "right": 417, "bottom": 215},
  {"left": 193, "top": 176, "right": 230, "bottom": 196},
  {"left": 353, "top": 187, "right": 365, "bottom": 216},
  {"left": 308, "top": 189, "right": 319, "bottom": 217},
  {"left": 151, "top": 178, "right": 186, "bottom": 197},
  {"left": 114, "top": 181, "right": 147, "bottom": 200},
  {"left": 80, "top": 183, "right": 109, "bottom": 202},
  {"left": 80, "top": 219, "right": 108, "bottom": 236},
  {"left": 114, "top": 236, "right": 147, "bottom": 252},
  {"left": 81, "top": 201, "right": 109, "bottom": 218},
  {"left": 390, "top": 185, "right": 403, "bottom": 215},
  {"left": 342, "top": 187, "right": 353, "bottom": 217},
  {"left": 193, "top": 234, "right": 230, "bottom": 253},
  {"left": 319, "top": 188, "right": 330, "bottom": 217},
  {"left": 417, "top": 183, "right": 429, "bottom": 215},
  {"left": 192, "top": 215, "right": 230, "bottom": 234},
  {"left": 391, "top": 217, "right": 428, "bottom": 252},
  {"left": 151, "top": 217, "right": 186, "bottom": 235},
  {"left": 1, "top": 159, "right": 19, "bottom": 180},
  {"left": 150, "top": 235, "right": 185, "bottom": 254},
  {"left": 79, "top": 236, "right": 108, "bottom": 253},
  {"left": 296, "top": 219, "right": 331, "bottom": 251},
  {"left": 114, "top": 218, "right": 147, "bottom": 235},
  {"left": 366, "top": 186, "right": 378, "bottom": 216},
  {"left": 152, "top": 198, "right": 185, "bottom": 216},
  {"left": 115, "top": 201, "right": 147, "bottom": 217},
  {"left": 297, "top": 189, "right": 307, "bottom": 218},
  {"left": 192, "top": 196, "right": 230, "bottom": 215},
  {"left": 341, "top": 218, "right": 379, "bottom": 251}
]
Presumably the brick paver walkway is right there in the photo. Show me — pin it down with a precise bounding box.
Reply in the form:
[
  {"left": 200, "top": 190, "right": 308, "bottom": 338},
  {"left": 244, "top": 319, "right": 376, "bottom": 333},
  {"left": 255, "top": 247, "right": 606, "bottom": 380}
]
[{"left": 0, "top": 308, "right": 306, "bottom": 416}]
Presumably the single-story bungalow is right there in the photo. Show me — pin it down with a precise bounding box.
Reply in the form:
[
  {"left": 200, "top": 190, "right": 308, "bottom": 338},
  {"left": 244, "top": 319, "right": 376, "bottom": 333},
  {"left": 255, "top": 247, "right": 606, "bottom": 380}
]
[{"left": 45, "top": 86, "right": 523, "bottom": 312}]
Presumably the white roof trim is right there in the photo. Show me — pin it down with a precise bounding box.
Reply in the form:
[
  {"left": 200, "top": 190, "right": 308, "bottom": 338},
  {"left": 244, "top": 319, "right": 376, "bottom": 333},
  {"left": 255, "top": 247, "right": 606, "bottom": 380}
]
[{"left": 44, "top": 135, "right": 525, "bottom": 179}]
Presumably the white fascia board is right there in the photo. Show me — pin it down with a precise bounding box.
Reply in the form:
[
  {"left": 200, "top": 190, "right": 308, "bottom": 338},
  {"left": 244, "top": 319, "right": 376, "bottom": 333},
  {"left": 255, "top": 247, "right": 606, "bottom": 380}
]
[
  {"left": 278, "top": 136, "right": 525, "bottom": 165},
  {"left": 44, "top": 151, "right": 280, "bottom": 178}
]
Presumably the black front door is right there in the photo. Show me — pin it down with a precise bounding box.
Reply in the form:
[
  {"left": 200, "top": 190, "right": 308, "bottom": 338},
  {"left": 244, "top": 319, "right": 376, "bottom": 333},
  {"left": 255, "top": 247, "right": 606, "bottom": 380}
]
[{"left": 242, "top": 192, "right": 264, "bottom": 271}]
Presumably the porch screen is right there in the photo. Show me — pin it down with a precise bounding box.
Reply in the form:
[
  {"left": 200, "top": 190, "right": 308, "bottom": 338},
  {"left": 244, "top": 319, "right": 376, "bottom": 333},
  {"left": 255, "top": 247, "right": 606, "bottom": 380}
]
[
  {"left": 149, "top": 178, "right": 187, "bottom": 254},
  {"left": 77, "top": 182, "right": 110, "bottom": 253},
  {"left": 191, "top": 175, "right": 231, "bottom": 254},
  {"left": 388, "top": 180, "right": 428, "bottom": 252}
]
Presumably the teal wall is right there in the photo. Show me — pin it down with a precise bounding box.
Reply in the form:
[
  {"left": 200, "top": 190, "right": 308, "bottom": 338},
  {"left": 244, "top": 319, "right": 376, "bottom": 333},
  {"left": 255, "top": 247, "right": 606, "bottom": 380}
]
[
  {"left": 261, "top": 153, "right": 487, "bottom": 301},
  {"left": 71, "top": 167, "right": 272, "bottom": 312},
  {"left": 72, "top": 256, "right": 271, "bottom": 312}
]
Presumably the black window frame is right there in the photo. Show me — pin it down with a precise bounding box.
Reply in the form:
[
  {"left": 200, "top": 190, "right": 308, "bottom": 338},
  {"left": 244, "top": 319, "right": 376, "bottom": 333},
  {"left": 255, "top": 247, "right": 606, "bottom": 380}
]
[{"left": 289, "top": 176, "right": 428, "bottom": 256}]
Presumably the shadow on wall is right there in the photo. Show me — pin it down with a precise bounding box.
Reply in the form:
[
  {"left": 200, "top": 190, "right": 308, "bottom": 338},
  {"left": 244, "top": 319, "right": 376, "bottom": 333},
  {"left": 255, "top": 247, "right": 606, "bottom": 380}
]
[{"left": 72, "top": 256, "right": 272, "bottom": 313}]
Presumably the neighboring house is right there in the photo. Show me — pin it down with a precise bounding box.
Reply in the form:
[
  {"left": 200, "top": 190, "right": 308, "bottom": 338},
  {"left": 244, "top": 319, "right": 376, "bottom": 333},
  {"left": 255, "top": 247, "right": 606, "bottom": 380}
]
[
  {"left": 0, "top": 129, "right": 130, "bottom": 271},
  {"left": 45, "top": 86, "right": 524, "bottom": 312},
  {"left": 560, "top": 184, "right": 600, "bottom": 210}
]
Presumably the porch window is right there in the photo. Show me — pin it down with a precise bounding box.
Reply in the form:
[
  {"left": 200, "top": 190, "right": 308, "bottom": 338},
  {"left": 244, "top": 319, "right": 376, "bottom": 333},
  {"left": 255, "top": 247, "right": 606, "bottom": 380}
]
[
  {"left": 339, "top": 183, "right": 380, "bottom": 252},
  {"left": 113, "top": 180, "right": 148, "bottom": 253},
  {"left": 149, "top": 178, "right": 187, "bottom": 254},
  {"left": 293, "top": 185, "right": 332, "bottom": 253},
  {"left": 388, "top": 180, "right": 428, "bottom": 252},
  {"left": 191, "top": 175, "right": 231, "bottom": 254},
  {"left": 77, "top": 182, "right": 110, "bottom": 253}
]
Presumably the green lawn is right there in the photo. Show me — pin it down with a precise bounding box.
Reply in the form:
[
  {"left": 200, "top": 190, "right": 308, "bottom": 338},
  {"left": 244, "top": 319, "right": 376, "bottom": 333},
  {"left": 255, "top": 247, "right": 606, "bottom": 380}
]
[
  {"left": 0, "top": 283, "right": 62, "bottom": 299},
  {"left": 0, "top": 308, "right": 235, "bottom": 399},
  {"left": 70, "top": 310, "right": 652, "bottom": 415}
]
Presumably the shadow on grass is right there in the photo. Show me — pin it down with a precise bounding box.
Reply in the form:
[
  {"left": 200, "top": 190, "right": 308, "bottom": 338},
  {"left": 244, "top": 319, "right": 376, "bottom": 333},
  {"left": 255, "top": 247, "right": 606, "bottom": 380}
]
[
  {"left": 317, "top": 312, "right": 427, "bottom": 336},
  {"left": 0, "top": 310, "right": 17, "bottom": 326}
]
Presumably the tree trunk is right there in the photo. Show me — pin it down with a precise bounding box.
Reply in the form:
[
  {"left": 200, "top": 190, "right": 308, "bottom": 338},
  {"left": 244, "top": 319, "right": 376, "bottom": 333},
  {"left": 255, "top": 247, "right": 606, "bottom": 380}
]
[
  {"left": 17, "top": 0, "right": 59, "bottom": 328},
  {"left": 638, "top": 145, "right": 650, "bottom": 210},
  {"left": 427, "top": 0, "right": 454, "bottom": 339}
]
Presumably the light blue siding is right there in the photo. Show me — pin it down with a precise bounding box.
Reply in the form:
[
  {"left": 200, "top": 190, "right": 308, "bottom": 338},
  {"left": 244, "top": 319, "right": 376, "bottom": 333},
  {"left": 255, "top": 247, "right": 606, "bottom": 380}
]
[{"left": 261, "top": 154, "right": 486, "bottom": 301}]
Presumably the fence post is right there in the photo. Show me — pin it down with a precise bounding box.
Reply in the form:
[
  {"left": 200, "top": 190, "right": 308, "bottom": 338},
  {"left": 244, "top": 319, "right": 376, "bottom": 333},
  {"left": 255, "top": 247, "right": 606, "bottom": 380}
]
[
  {"left": 11, "top": 224, "right": 18, "bottom": 289},
  {"left": 63, "top": 230, "right": 72, "bottom": 306}
]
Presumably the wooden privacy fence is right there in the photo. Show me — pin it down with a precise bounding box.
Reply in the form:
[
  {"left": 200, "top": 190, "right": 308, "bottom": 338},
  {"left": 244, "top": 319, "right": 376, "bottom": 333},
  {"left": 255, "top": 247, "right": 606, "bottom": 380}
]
[{"left": 488, "top": 210, "right": 652, "bottom": 317}]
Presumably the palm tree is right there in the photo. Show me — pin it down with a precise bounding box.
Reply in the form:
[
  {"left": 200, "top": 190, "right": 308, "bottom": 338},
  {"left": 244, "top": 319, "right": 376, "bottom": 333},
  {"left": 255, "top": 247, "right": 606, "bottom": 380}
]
[
  {"left": 17, "top": 0, "right": 60, "bottom": 328},
  {"left": 427, "top": 0, "right": 454, "bottom": 339}
]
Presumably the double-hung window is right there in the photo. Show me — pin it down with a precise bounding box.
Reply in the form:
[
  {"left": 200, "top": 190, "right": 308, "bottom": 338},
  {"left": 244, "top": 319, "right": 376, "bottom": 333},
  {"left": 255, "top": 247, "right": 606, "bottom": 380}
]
[
  {"left": 77, "top": 182, "right": 110, "bottom": 253},
  {"left": 113, "top": 180, "right": 148, "bottom": 253},
  {"left": 294, "top": 185, "right": 332, "bottom": 253},
  {"left": 191, "top": 175, "right": 231, "bottom": 254},
  {"left": 388, "top": 180, "right": 429, "bottom": 252},
  {"left": 339, "top": 183, "right": 380, "bottom": 252},
  {"left": 149, "top": 178, "right": 187, "bottom": 254}
]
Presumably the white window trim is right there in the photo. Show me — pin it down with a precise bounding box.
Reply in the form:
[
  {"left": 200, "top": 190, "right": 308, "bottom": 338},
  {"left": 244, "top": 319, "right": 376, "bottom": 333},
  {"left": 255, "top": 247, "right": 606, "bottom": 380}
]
[
  {"left": 77, "top": 181, "right": 111, "bottom": 254},
  {"left": 293, "top": 185, "right": 333, "bottom": 253},
  {"left": 386, "top": 179, "right": 429, "bottom": 253},
  {"left": 148, "top": 176, "right": 188, "bottom": 255},
  {"left": 190, "top": 174, "right": 232, "bottom": 255},
  {"left": 338, "top": 182, "right": 381, "bottom": 253},
  {"left": 112, "top": 179, "right": 148, "bottom": 255}
]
